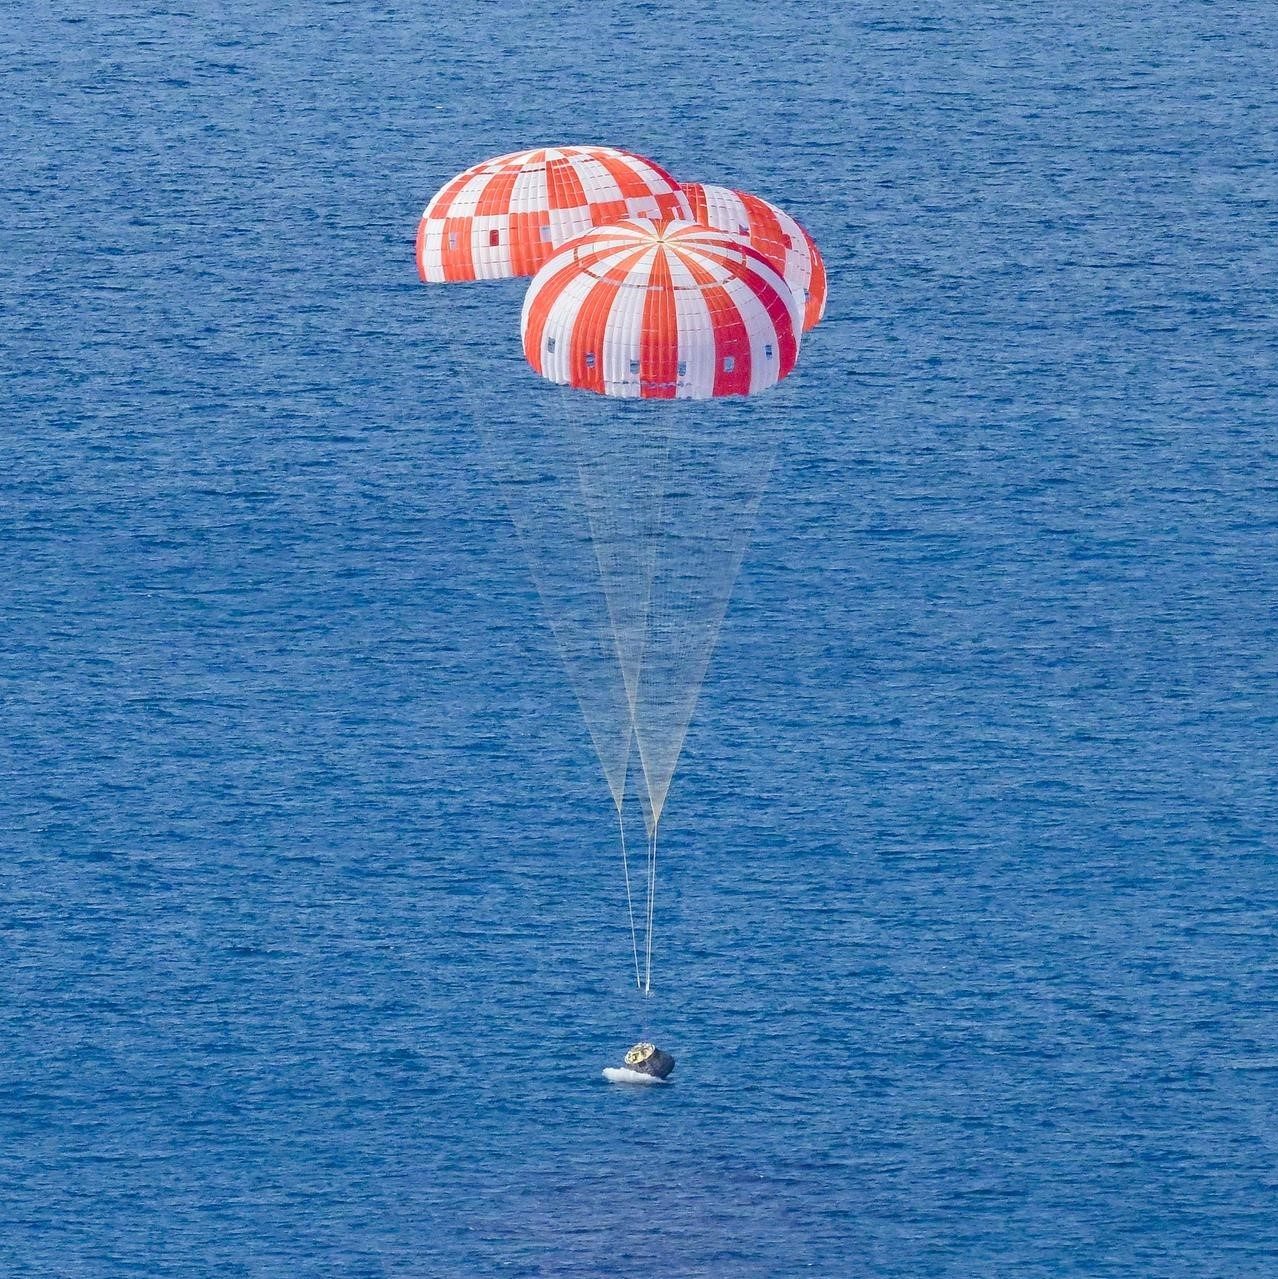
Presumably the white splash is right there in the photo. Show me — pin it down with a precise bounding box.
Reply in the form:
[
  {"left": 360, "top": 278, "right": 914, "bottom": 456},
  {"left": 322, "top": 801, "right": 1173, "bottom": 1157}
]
[{"left": 602, "top": 1066, "right": 670, "bottom": 1086}]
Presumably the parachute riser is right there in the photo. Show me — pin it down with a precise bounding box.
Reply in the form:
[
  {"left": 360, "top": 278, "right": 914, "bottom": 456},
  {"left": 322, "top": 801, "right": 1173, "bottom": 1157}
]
[{"left": 643, "top": 819, "right": 659, "bottom": 997}]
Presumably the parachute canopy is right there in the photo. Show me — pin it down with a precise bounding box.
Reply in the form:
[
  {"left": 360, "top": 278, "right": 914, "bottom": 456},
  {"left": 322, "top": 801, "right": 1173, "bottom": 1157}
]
[
  {"left": 416, "top": 146, "right": 692, "bottom": 284},
  {"left": 682, "top": 181, "right": 828, "bottom": 332},
  {"left": 521, "top": 219, "right": 801, "bottom": 400}
]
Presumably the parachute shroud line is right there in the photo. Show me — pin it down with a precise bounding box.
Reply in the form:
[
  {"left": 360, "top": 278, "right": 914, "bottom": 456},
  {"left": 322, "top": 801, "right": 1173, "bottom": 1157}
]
[
  {"left": 455, "top": 322, "right": 782, "bottom": 996},
  {"left": 615, "top": 794, "right": 642, "bottom": 993},
  {"left": 425, "top": 197, "right": 803, "bottom": 998}
]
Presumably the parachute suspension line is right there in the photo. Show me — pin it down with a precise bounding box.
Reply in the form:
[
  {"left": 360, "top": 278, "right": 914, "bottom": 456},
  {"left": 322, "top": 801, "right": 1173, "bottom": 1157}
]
[
  {"left": 615, "top": 798, "right": 642, "bottom": 993},
  {"left": 643, "top": 820, "right": 659, "bottom": 996}
]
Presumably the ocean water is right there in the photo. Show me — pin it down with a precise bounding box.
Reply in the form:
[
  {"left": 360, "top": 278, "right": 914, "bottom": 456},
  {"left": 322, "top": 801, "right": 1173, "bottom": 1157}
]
[{"left": 3, "top": 2, "right": 1277, "bottom": 1275}]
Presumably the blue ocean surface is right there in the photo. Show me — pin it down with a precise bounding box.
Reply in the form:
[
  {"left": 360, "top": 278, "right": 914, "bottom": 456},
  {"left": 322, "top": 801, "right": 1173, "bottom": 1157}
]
[{"left": 3, "top": 3, "right": 1277, "bottom": 1275}]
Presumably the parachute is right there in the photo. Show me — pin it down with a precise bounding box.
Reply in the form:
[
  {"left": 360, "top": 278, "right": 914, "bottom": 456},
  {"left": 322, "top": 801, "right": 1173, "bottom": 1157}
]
[
  {"left": 417, "top": 149, "right": 819, "bottom": 1001},
  {"left": 522, "top": 219, "right": 800, "bottom": 398},
  {"left": 415, "top": 146, "right": 691, "bottom": 283},
  {"left": 681, "top": 181, "right": 828, "bottom": 332}
]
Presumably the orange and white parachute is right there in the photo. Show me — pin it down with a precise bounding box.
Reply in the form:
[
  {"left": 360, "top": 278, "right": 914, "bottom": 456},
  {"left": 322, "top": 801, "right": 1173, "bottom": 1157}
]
[
  {"left": 416, "top": 146, "right": 692, "bottom": 284},
  {"left": 414, "top": 149, "right": 824, "bottom": 999},
  {"left": 520, "top": 219, "right": 801, "bottom": 400},
  {"left": 681, "top": 182, "right": 827, "bottom": 332}
]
